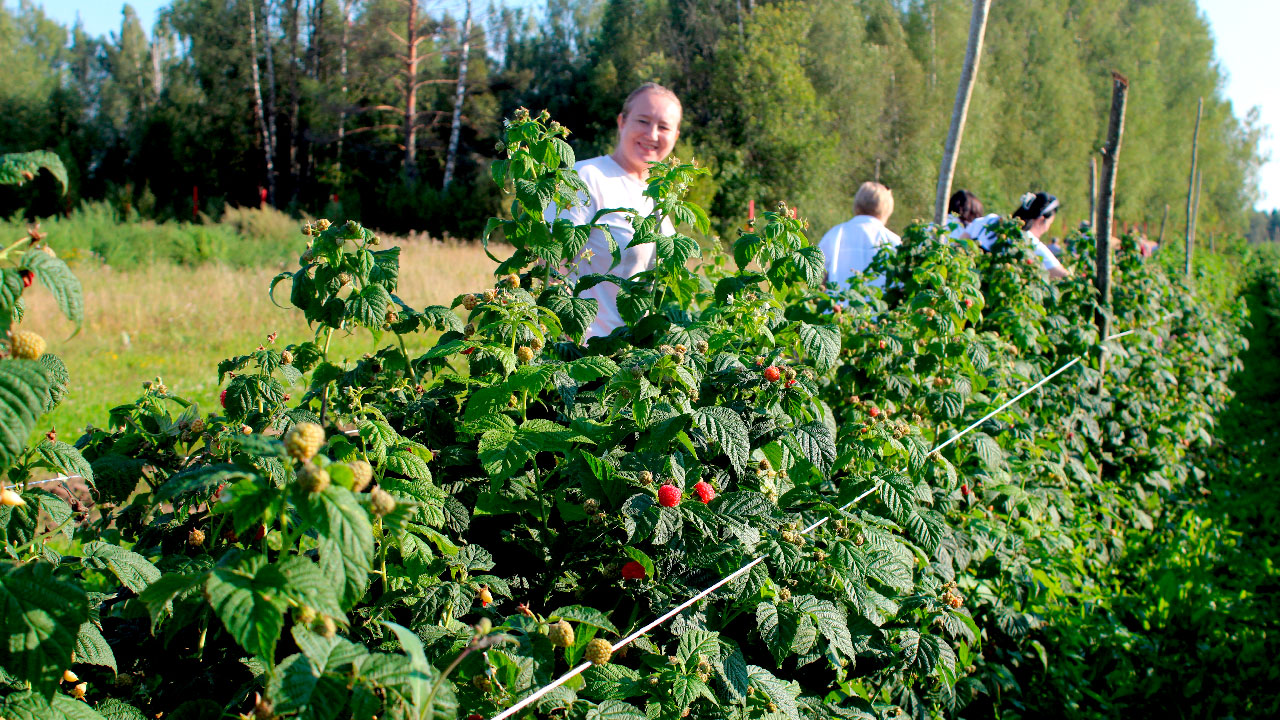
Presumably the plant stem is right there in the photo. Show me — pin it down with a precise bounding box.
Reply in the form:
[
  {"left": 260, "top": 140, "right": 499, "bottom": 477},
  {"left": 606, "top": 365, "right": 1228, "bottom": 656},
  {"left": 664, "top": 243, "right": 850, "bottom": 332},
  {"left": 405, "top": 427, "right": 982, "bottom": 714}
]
[
  {"left": 396, "top": 332, "right": 418, "bottom": 385},
  {"left": 319, "top": 326, "right": 335, "bottom": 426}
]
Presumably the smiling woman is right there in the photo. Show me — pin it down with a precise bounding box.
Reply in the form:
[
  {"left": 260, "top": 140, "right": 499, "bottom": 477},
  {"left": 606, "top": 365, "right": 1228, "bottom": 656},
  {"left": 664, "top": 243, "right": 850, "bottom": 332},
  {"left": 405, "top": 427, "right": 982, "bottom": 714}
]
[{"left": 544, "top": 83, "right": 683, "bottom": 340}]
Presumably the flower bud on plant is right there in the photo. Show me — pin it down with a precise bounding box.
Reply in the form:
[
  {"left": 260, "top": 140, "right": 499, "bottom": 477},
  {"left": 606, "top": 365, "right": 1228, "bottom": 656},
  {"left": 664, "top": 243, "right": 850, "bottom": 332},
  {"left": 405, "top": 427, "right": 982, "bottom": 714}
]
[
  {"left": 63, "top": 669, "right": 78, "bottom": 683},
  {"left": 477, "top": 586, "right": 494, "bottom": 606},
  {"left": 585, "top": 638, "right": 613, "bottom": 665},
  {"left": 547, "top": 620, "right": 575, "bottom": 647},
  {"left": 19, "top": 269, "right": 33, "bottom": 288},
  {"left": 284, "top": 422, "right": 325, "bottom": 462},
  {"left": 638, "top": 470, "right": 653, "bottom": 486},
  {"left": 70, "top": 682, "right": 87, "bottom": 700},
  {"left": 317, "top": 616, "right": 337, "bottom": 639},
  {"left": 777, "top": 587, "right": 792, "bottom": 602},
  {"left": 695, "top": 340, "right": 709, "bottom": 354},
  {"left": 657, "top": 484, "right": 681, "bottom": 507},
  {"left": 369, "top": 487, "right": 396, "bottom": 516},
  {"left": 482, "top": 289, "right": 497, "bottom": 302}
]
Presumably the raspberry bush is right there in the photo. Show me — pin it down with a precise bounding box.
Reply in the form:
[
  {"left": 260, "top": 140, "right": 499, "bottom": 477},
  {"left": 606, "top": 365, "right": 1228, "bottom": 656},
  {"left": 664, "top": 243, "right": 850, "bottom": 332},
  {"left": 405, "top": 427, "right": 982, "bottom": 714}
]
[{"left": 0, "top": 119, "right": 1255, "bottom": 720}]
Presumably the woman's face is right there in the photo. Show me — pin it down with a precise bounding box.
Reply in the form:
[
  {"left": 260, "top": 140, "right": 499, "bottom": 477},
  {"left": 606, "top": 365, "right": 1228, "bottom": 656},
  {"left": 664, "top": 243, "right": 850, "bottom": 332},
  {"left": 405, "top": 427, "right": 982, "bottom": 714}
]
[
  {"left": 1028, "top": 213, "right": 1055, "bottom": 237},
  {"left": 613, "top": 90, "right": 681, "bottom": 177}
]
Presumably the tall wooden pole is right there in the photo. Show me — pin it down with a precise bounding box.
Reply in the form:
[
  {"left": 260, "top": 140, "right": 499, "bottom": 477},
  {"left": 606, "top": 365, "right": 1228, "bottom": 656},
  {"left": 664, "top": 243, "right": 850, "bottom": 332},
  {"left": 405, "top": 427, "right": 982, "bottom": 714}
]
[
  {"left": 1089, "top": 156, "right": 1098, "bottom": 228},
  {"left": 933, "top": 0, "right": 993, "bottom": 224},
  {"left": 1191, "top": 169, "right": 1203, "bottom": 258},
  {"left": 1184, "top": 97, "right": 1202, "bottom": 277},
  {"left": 1095, "top": 72, "right": 1129, "bottom": 348}
]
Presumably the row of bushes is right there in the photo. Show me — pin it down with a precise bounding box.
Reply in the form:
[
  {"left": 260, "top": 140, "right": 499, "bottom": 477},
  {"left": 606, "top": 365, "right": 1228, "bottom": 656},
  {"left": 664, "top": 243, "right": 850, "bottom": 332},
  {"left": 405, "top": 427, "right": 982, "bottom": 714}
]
[{"left": 0, "top": 115, "right": 1268, "bottom": 719}]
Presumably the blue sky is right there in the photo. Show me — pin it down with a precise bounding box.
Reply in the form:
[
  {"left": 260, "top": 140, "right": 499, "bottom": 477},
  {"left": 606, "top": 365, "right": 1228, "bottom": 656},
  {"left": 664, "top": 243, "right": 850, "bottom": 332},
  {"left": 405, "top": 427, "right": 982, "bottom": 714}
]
[{"left": 21, "top": 0, "right": 1280, "bottom": 209}]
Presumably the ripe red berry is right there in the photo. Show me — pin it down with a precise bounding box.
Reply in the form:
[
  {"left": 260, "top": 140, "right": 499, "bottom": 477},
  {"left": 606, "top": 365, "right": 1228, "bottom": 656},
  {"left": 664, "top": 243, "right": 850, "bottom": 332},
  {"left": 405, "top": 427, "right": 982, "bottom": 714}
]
[
  {"left": 963, "top": 298, "right": 973, "bottom": 308},
  {"left": 763, "top": 366, "right": 781, "bottom": 382},
  {"left": 621, "top": 560, "right": 646, "bottom": 579},
  {"left": 869, "top": 407, "right": 881, "bottom": 418},
  {"left": 961, "top": 484, "right": 970, "bottom": 496},
  {"left": 19, "top": 270, "right": 33, "bottom": 288},
  {"left": 878, "top": 340, "right": 887, "bottom": 350},
  {"left": 693, "top": 481, "right": 715, "bottom": 504},
  {"left": 657, "top": 484, "right": 681, "bottom": 507},
  {"left": 462, "top": 347, "right": 475, "bottom": 355},
  {"left": 219, "top": 389, "right": 227, "bottom": 408},
  {"left": 785, "top": 379, "right": 797, "bottom": 388}
]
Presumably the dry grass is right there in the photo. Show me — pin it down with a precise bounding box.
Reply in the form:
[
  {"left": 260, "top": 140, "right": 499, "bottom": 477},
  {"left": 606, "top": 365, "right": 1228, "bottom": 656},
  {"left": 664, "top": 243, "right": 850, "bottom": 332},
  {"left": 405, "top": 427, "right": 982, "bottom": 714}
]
[{"left": 22, "top": 238, "right": 503, "bottom": 436}]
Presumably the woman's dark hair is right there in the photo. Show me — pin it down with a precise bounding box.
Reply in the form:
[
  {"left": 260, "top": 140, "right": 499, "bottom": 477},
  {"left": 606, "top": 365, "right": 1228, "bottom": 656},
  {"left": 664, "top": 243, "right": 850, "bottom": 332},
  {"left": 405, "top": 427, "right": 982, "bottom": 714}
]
[
  {"left": 1011, "top": 191, "right": 1060, "bottom": 224},
  {"left": 948, "top": 190, "right": 984, "bottom": 224}
]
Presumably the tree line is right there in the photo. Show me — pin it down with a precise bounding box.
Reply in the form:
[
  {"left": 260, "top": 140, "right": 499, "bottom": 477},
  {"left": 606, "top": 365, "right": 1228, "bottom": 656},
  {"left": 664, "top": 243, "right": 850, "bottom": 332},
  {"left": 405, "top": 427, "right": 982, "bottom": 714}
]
[{"left": 0, "top": 0, "right": 1266, "bottom": 241}]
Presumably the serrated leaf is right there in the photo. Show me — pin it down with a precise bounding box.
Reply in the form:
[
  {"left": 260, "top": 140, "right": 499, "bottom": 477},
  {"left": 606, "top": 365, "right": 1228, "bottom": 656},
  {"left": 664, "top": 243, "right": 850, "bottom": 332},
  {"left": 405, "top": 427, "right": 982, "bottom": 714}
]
[
  {"left": 20, "top": 250, "right": 82, "bottom": 329},
  {"left": 73, "top": 622, "right": 116, "bottom": 672},
  {"left": 34, "top": 440, "right": 92, "bottom": 485},
  {"left": 797, "top": 323, "right": 839, "bottom": 371},
  {"left": 0, "top": 359, "right": 53, "bottom": 469},
  {"left": 788, "top": 422, "right": 836, "bottom": 475},
  {"left": 81, "top": 542, "right": 160, "bottom": 593},
  {"left": 206, "top": 553, "right": 289, "bottom": 660},
  {"left": 0, "top": 562, "right": 88, "bottom": 694},
  {"left": 693, "top": 406, "right": 749, "bottom": 475},
  {"left": 298, "top": 486, "right": 374, "bottom": 610},
  {"left": 550, "top": 604, "right": 620, "bottom": 634}
]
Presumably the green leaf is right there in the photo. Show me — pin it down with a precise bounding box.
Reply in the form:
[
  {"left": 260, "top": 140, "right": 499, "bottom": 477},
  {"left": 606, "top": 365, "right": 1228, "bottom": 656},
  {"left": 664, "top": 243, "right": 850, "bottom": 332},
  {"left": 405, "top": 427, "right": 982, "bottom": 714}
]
[
  {"left": 34, "top": 441, "right": 93, "bottom": 486},
  {"left": 277, "top": 556, "right": 346, "bottom": 619},
  {"left": 797, "top": 323, "right": 839, "bottom": 372},
  {"left": 80, "top": 542, "right": 160, "bottom": 593},
  {"left": 37, "top": 354, "right": 69, "bottom": 410},
  {"left": 0, "top": 691, "right": 107, "bottom": 719},
  {"left": 693, "top": 407, "right": 749, "bottom": 476},
  {"left": 0, "top": 150, "right": 68, "bottom": 192},
  {"left": 747, "top": 665, "right": 800, "bottom": 720},
  {"left": 567, "top": 356, "right": 620, "bottom": 383},
  {"left": 788, "top": 422, "right": 836, "bottom": 475},
  {"left": 73, "top": 622, "right": 116, "bottom": 672},
  {"left": 20, "top": 250, "right": 83, "bottom": 329},
  {"left": 542, "top": 291, "right": 599, "bottom": 339},
  {"left": 676, "top": 628, "right": 720, "bottom": 667},
  {"left": 621, "top": 546, "right": 654, "bottom": 579},
  {"left": 585, "top": 699, "right": 645, "bottom": 720},
  {"left": 550, "top": 605, "right": 620, "bottom": 635},
  {"left": 0, "top": 359, "right": 53, "bottom": 470},
  {"left": 298, "top": 486, "right": 374, "bottom": 610},
  {"left": 94, "top": 699, "right": 147, "bottom": 720},
  {"left": 205, "top": 553, "right": 289, "bottom": 660},
  {"left": 137, "top": 571, "right": 209, "bottom": 630},
  {"left": 0, "top": 563, "right": 88, "bottom": 694},
  {"left": 346, "top": 283, "right": 392, "bottom": 328}
]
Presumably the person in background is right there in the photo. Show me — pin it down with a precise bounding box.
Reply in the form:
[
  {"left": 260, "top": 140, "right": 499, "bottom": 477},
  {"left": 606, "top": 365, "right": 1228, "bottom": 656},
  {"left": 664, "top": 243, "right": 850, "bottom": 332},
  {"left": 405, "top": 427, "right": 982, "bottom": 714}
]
[
  {"left": 946, "top": 189, "right": 985, "bottom": 239},
  {"left": 965, "top": 191, "right": 1071, "bottom": 280},
  {"left": 547, "top": 82, "right": 682, "bottom": 340},
  {"left": 819, "top": 181, "right": 901, "bottom": 291}
]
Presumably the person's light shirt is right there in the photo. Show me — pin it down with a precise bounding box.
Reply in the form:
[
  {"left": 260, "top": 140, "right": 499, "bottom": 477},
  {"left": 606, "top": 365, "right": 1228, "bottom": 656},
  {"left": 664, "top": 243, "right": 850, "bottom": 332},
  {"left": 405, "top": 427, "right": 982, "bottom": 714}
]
[
  {"left": 545, "top": 155, "right": 674, "bottom": 339},
  {"left": 945, "top": 213, "right": 968, "bottom": 240},
  {"left": 964, "top": 214, "right": 1063, "bottom": 272},
  {"left": 818, "top": 214, "right": 901, "bottom": 290}
]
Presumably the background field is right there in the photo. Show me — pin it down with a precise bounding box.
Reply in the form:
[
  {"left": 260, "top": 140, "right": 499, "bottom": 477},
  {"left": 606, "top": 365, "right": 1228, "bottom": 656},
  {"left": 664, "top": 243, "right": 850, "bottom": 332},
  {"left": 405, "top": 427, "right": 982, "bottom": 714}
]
[{"left": 20, "top": 217, "right": 499, "bottom": 436}]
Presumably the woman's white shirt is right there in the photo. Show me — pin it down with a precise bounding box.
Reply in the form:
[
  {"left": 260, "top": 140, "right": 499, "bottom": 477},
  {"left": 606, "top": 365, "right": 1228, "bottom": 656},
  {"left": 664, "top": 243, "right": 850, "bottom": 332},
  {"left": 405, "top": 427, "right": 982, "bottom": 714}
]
[
  {"left": 545, "top": 155, "right": 674, "bottom": 339},
  {"left": 964, "top": 214, "right": 1063, "bottom": 272},
  {"left": 818, "top": 214, "right": 901, "bottom": 290}
]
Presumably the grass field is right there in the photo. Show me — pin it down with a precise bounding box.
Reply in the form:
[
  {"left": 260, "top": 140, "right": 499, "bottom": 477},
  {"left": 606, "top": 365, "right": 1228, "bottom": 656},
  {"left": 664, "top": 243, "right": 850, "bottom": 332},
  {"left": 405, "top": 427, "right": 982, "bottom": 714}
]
[{"left": 23, "top": 237, "right": 500, "bottom": 437}]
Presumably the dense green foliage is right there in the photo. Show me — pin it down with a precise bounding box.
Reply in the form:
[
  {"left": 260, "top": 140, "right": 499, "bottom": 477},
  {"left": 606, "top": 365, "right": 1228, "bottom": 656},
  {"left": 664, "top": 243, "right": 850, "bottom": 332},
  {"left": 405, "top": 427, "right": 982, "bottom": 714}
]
[
  {"left": 2, "top": 115, "right": 1277, "bottom": 719},
  {"left": 0, "top": 0, "right": 1266, "bottom": 240}
]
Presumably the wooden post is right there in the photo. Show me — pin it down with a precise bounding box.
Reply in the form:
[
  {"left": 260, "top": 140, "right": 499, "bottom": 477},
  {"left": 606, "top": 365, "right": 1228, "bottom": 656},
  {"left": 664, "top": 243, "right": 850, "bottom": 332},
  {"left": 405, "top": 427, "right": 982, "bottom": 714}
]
[
  {"left": 933, "top": 0, "right": 993, "bottom": 224},
  {"left": 1158, "top": 203, "right": 1168, "bottom": 244},
  {"left": 1191, "top": 168, "right": 1202, "bottom": 264},
  {"left": 1089, "top": 156, "right": 1098, "bottom": 228},
  {"left": 1184, "top": 97, "right": 1202, "bottom": 277},
  {"left": 1095, "top": 72, "right": 1128, "bottom": 347}
]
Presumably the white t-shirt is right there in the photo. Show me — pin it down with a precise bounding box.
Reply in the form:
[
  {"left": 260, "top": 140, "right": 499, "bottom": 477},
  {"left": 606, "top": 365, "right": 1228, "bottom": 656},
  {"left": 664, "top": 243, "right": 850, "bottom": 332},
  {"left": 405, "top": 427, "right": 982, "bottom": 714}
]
[
  {"left": 964, "top": 214, "right": 1063, "bottom": 272},
  {"left": 545, "top": 155, "right": 674, "bottom": 339},
  {"left": 945, "top": 213, "right": 968, "bottom": 240},
  {"left": 818, "top": 215, "right": 901, "bottom": 290}
]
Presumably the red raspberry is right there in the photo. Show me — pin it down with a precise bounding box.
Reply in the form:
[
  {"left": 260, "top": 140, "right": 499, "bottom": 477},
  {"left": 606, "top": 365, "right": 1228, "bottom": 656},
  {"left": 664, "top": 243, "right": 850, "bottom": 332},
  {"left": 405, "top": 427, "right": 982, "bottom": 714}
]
[
  {"left": 621, "top": 560, "right": 646, "bottom": 579},
  {"left": 960, "top": 484, "right": 970, "bottom": 496},
  {"left": 19, "top": 270, "right": 34, "bottom": 288},
  {"left": 657, "top": 484, "right": 680, "bottom": 507},
  {"left": 963, "top": 298, "right": 973, "bottom": 308},
  {"left": 785, "top": 379, "right": 797, "bottom": 388},
  {"left": 693, "top": 481, "right": 715, "bottom": 504},
  {"left": 219, "top": 389, "right": 227, "bottom": 408},
  {"left": 763, "top": 366, "right": 781, "bottom": 382},
  {"left": 462, "top": 347, "right": 475, "bottom": 355},
  {"left": 878, "top": 340, "right": 887, "bottom": 349},
  {"left": 869, "top": 406, "right": 881, "bottom": 418}
]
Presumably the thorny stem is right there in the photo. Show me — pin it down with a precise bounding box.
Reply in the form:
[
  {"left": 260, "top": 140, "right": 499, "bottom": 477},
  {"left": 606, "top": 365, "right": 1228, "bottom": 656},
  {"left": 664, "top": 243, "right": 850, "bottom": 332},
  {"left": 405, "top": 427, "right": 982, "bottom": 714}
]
[
  {"left": 318, "top": 326, "right": 336, "bottom": 426},
  {"left": 396, "top": 332, "right": 418, "bottom": 385}
]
